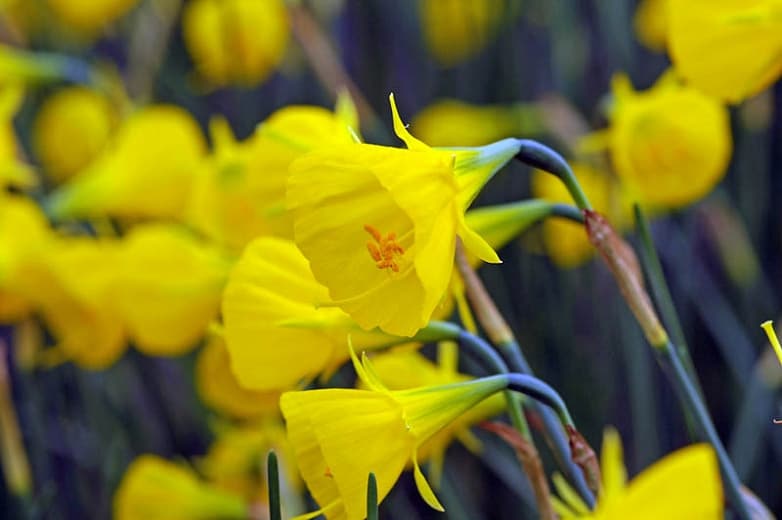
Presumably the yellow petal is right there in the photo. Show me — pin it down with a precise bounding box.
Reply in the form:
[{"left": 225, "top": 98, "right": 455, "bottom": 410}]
[
  {"left": 389, "top": 93, "right": 429, "bottom": 151},
  {"left": 412, "top": 451, "right": 444, "bottom": 512}
]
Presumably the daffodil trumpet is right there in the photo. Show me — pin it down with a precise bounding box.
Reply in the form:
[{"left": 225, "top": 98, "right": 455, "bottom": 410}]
[{"left": 513, "top": 139, "right": 593, "bottom": 211}]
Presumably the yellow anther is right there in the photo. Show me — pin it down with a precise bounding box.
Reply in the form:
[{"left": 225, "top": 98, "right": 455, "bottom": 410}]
[
  {"left": 760, "top": 320, "right": 782, "bottom": 368},
  {"left": 364, "top": 224, "right": 405, "bottom": 272}
]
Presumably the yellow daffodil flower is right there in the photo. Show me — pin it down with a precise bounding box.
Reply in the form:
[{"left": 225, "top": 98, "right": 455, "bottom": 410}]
[
  {"left": 187, "top": 96, "right": 358, "bottom": 250},
  {"left": 598, "top": 73, "right": 731, "bottom": 209},
  {"left": 32, "top": 86, "right": 115, "bottom": 184},
  {"left": 47, "top": 105, "right": 206, "bottom": 221},
  {"left": 0, "top": 85, "right": 36, "bottom": 190},
  {"left": 45, "top": 0, "right": 141, "bottom": 37},
  {"left": 182, "top": 0, "right": 289, "bottom": 88},
  {"left": 0, "top": 194, "right": 51, "bottom": 322},
  {"left": 553, "top": 428, "right": 722, "bottom": 519},
  {"left": 288, "top": 94, "right": 521, "bottom": 337},
  {"left": 420, "top": 0, "right": 518, "bottom": 67},
  {"left": 280, "top": 347, "right": 508, "bottom": 519},
  {"left": 531, "top": 163, "right": 629, "bottom": 267},
  {"left": 17, "top": 236, "right": 126, "bottom": 369},
  {"left": 412, "top": 99, "right": 540, "bottom": 147},
  {"left": 363, "top": 343, "right": 505, "bottom": 484},
  {"left": 668, "top": 0, "right": 782, "bottom": 103},
  {"left": 113, "top": 455, "right": 247, "bottom": 520},
  {"left": 199, "top": 420, "right": 300, "bottom": 503},
  {"left": 112, "top": 224, "right": 231, "bottom": 356},
  {"left": 221, "top": 236, "right": 397, "bottom": 391},
  {"left": 195, "top": 335, "right": 281, "bottom": 419},
  {"left": 633, "top": 0, "right": 668, "bottom": 52}
]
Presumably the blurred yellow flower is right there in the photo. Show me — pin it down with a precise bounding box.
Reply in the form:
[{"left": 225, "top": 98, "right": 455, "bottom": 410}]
[
  {"left": 553, "top": 429, "right": 722, "bottom": 519},
  {"left": 668, "top": 0, "right": 782, "bottom": 103},
  {"left": 531, "top": 163, "right": 628, "bottom": 268},
  {"left": 18, "top": 236, "right": 126, "bottom": 369},
  {"left": 48, "top": 105, "right": 206, "bottom": 221},
  {"left": 420, "top": 0, "right": 517, "bottom": 67},
  {"left": 0, "top": 194, "right": 51, "bottom": 322},
  {"left": 45, "top": 0, "right": 141, "bottom": 37},
  {"left": 287, "top": 94, "right": 520, "bottom": 337},
  {"left": 195, "top": 335, "right": 281, "bottom": 419},
  {"left": 33, "top": 86, "right": 115, "bottom": 184},
  {"left": 187, "top": 97, "right": 358, "bottom": 250},
  {"left": 280, "top": 348, "right": 508, "bottom": 519},
  {"left": 363, "top": 343, "right": 504, "bottom": 484},
  {"left": 183, "top": 0, "right": 289, "bottom": 88},
  {"left": 113, "top": 454, "right": 247, "bottom": 520},
  {"left": 412, "top": 99, "right": 539, "bottom": 147},
  {"left": 600, "top": 73, "right": 732, "bottom": 209},
  {"left": 633, "top": 0, "right": 668, "bottom": 52},
  {"left": 222, "top": 236, "right": 396, "bottom": 391},
  {"left": 199, "top": 420, "right": 299, "bottom": 503},
  {"left": 112, "top": 224, "right": 231, "bottom": 356}
]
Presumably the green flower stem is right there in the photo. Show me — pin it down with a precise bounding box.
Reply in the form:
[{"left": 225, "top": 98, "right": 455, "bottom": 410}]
[
  {"left": 633, "top": 205, "right": 699, "bottom": 384},
  {"left": 656, "top": 341, "right": 753, "bottom": 520},
  {"left": 514, "top": 140, "right": 592, "bottom": 210},
  {"left": 456, "top": 330, "right": 531, "bottom": 441},
  {"left": 366, "top": 472, "right": 378, "bottom": 520},
  {"left": 550, "top": 203, "right": 585, "bottom": 223},
  {"left": 267, "top": 451, "right": 281, "bottom": 520}
]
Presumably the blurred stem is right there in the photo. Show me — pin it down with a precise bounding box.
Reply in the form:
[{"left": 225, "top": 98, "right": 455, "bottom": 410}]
[
  {"left": 0, "top": 341, "right": 31, "bottom": 496},
  {"left": 288, "top": 3, "right": 381, "bottom": 133},
  {"left": 126, "top": 0, "right": 183, "bottom": 103},
  {"left": 551, "top": 203, "right": 585, "bottom": 224},
  {"left": 656, "top": 342, "right": 753, "bottom": 520},
  {"left": 514, "top": 140, "right": 592, "bottom": 210},
  {"left": 267, "top": 451, "right": 281, "bottom": 520},
  {"left": 453, "top": 242, "right": 596, "bottom": 508}
]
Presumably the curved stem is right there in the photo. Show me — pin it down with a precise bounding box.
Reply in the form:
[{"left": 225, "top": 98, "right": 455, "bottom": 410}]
[
  {"left": 550, "top": 203, "right": 585, "bottom": 224},
  {"left": 457, "top": 331, "right": 529, "bottom": 440},
  {"left": 505, "top": 373, "right": 574, "bottom": 428},
  {"left": 514, "top": 140, "right": 592, "bottom": 210}
]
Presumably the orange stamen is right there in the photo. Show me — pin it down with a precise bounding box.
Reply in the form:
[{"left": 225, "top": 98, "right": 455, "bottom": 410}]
[{"left": 364, "top": 224, "right": 405, "bottom": 272}]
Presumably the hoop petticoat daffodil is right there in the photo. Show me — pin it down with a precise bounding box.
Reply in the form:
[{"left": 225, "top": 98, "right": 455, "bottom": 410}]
[
  {"left": 287, "top": 94, "right": 522, "bottom": 337},
  {"left": 279, "top": 344, "right": 508, "bottom": 520}
]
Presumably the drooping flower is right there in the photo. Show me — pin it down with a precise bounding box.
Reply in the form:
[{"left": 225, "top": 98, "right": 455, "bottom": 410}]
[
  {"left": 552, "top": 428, "right": 722, "bottom": 519},
  {"left": 47, "top": 105, "right": 206, "bottom": 221},
  {"left": 361, "top": 343, "right": 505, "bottom": 484},
  {"left": 187, "top": 96, "right": 358, "bottom": 250},
  {"left": 195, "top": 335, "right": 281, "bottom": 419},
  {"left": 15, "top": 235, "right": 127, "bottom": 369},
  {"left": 280, "top": 347, "right": 508, "bottom": 519},
  {"left": 412, "top": 99, "right": 540, "bottom": 147},
  {"left": 198, "top": 420, "right": 301, "bottom": 505},
  {"left": 32, "top": 86, "right": 116, "bottom": 184},
  {"left": 45, "top": 0, "right": 141, "bottom": 38},
  {"left": 221, "top": 236, "right": 398, "bottom": 391},
  {"left": 0, "top": 194, "right": 51, "bottom": 322},
  {"left": 182, "top": 0, "right": 289, "bottom": 88},
  {"left": 419, "top": 0, "right": 519, "bottom": 67},
  {"left": 111, "top": 224, "right": 232, "bottom": 356},
  {"left": 595, "top": 72, "right": 731, "bottom": 209},
  {"left": 667, "top": 0, "right": 782, "bottom": 103},
  {"left": 113, "top": 455, "right": 248, "bottom": 520},
  {"left": 633, "top": 0, "right": 668, "bottom": 52},
  {"left": 287, "top": 94, "right": 521, "bottom": 336}
]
